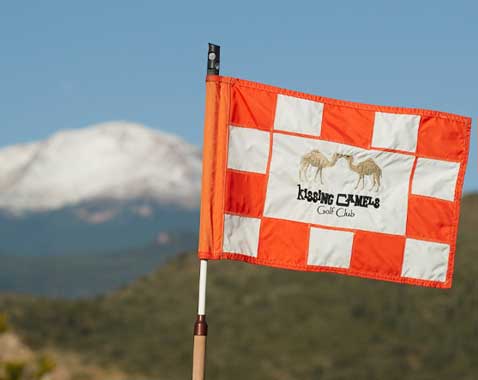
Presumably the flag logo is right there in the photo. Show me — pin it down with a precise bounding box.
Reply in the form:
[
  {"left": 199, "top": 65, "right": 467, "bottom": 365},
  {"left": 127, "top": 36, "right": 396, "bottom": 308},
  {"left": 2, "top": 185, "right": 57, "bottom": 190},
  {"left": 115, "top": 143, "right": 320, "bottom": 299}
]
[
  {"left": 198, "top": 75, "right": 471, "bottom": 288},
  {"left": 299, "top": 151, "right": 383, "bottom": 191}
]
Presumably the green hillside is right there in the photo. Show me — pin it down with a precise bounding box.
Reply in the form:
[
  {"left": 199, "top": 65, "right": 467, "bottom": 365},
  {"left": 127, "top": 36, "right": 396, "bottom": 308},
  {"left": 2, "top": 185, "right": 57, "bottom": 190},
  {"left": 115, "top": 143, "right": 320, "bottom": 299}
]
[{"left": 1, "top": 194, "right": 477, "bottom": 380}]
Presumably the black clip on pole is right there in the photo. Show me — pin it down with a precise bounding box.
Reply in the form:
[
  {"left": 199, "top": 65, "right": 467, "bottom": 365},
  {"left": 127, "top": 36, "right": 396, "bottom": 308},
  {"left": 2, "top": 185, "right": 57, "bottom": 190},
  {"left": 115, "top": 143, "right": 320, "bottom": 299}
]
[{"left": 207, "top": 43, "right": 220, "bottom": 75}]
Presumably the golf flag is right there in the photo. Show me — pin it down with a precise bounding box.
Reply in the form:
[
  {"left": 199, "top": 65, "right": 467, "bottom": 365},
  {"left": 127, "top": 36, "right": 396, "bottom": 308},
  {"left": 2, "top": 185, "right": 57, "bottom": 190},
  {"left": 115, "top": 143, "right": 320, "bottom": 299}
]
[{"left": 198, "top": 75, "right": 471, "bottom": 288}]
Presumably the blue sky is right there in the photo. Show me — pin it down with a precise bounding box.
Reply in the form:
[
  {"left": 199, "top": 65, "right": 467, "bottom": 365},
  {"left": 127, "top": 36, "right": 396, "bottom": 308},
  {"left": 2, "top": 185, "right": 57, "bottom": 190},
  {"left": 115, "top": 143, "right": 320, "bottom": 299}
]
[{"left": 1, "top": 1, "right": 476, "bottom": 192}]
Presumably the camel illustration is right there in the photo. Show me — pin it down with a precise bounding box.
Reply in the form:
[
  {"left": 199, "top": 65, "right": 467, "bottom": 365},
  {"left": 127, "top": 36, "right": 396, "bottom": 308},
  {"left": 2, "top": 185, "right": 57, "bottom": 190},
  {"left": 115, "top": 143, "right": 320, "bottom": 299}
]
[
  {"left": 299, "top": 150, "right": 340, "bottom": 184},
  {"left": 341, "top": 154, "right": 382, "bottom": 191}
]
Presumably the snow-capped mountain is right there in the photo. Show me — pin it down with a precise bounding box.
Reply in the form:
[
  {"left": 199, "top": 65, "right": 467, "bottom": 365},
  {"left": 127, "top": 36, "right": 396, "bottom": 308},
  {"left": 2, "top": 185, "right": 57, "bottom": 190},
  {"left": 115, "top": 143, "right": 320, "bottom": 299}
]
[
  {"left": 0, "top": 122, "right": 201, "bottom": 292},
  {"left": 0, "top": 122, "right": 202, "bottom": 214}
]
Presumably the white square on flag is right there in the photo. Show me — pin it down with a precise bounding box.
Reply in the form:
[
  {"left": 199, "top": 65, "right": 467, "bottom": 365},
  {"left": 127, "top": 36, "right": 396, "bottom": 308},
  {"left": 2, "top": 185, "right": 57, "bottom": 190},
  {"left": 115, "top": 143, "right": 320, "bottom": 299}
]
[
  {"left": 223, "top": 214, "right": 261, "bottom": 257},
  {"left": 227, "top": 126, "right": 270, "bottom": 174},
  {"left": 401, "top": 238, "right": 450, "bottom": 282},
  {"left": 308, "top": 227, "right": 354, "bottom": 269},
  {"left": 274, "top": 94, "right": 324, "bottom": 136},
  {"left": 411, "top": 158, "right": 460, "bottom": 201},
  {"left": 372, "top": 112, "right": 420, "bottom": 153}
]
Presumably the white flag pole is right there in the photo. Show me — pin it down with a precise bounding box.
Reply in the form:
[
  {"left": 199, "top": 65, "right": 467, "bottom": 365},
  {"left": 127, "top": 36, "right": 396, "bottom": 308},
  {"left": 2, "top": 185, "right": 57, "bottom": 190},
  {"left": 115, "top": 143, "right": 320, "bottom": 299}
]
[
  {"left": 197, "top": 259, "right": 208, "bottom": 316},
  {"left": 192, "top": 43, "right": 220, "bottom": 380}
]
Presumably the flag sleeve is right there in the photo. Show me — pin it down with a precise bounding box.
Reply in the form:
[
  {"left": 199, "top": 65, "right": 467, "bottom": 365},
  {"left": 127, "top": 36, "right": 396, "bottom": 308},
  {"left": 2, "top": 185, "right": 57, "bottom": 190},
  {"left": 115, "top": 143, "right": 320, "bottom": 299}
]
[{"left": 198, "top": 76, "right": 231, "bottom": 259}]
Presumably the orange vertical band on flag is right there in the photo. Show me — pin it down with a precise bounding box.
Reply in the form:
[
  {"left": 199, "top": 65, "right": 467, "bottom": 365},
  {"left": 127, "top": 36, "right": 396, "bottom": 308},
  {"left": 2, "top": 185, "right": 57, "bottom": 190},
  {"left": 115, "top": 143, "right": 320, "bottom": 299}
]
[{"left": 198, "top": 76, "right": 231, "bottom": 259}]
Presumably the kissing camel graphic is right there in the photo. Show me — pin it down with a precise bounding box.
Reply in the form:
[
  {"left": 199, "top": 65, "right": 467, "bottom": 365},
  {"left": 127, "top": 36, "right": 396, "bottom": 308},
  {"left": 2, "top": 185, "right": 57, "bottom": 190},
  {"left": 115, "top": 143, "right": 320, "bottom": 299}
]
[
  {"left": 299, "top": 150, "right": 382, "bottom": 191},
  {"left": 341, "top": 154, "right": 382, "bottom": 191},
  {"left": 299, "top": 150, "right": 340, "bottom": 184}
]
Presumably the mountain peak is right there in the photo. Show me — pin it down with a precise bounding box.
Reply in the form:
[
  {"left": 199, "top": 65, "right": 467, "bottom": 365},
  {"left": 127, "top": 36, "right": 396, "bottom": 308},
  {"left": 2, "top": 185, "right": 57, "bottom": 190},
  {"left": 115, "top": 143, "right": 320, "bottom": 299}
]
[
  {"left": 46, "top": 121, "right": 187, "bottom": 150},
  {"left": 0, "top": 122, "right": 202, "bottom": 214}
]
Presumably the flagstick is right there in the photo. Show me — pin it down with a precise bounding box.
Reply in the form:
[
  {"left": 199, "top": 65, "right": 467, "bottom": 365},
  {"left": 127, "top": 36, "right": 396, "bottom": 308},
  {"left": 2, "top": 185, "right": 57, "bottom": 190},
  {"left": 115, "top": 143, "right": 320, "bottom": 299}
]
[
  {"left": 192, "top": 43, "right": 220, "bottom": 380},
  {"left": 192, "top": 260, "right": 208, "bottom": 380}
]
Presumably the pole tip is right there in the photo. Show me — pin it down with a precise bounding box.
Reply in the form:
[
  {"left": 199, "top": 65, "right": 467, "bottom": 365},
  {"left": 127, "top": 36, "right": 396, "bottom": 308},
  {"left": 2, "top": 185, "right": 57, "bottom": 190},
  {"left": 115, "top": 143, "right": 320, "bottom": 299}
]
[{"left": 207, "top": 43, "right": 220, "bottom": 75}]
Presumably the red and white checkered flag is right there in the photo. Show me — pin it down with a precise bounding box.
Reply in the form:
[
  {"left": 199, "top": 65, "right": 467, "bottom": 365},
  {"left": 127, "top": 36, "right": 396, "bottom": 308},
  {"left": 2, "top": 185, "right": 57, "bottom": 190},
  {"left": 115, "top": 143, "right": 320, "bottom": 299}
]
[{"left": 198, "top": 75, "right": 471, "bottom": 288}]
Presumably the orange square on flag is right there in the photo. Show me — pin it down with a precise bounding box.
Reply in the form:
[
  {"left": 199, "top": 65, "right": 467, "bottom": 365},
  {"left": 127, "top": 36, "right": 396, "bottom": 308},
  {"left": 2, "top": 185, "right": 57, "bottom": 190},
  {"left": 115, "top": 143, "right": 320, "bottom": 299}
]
[
  {"left": 258, "top": 218, "right": 309, "bottom": 267},
  {"left": 230, "top": 84, "right": 277, "bottom": 131},
  {"left": 417, "top": 116, "right": 468, "bottom": 161},
  {"left": 225, "top": 170, "right": 266, "bottom": 218},
  {"left": 320, "top": 104, "right": 374, "bottom": 148},
  {"left": 350, "top": 231, "right": 405, "bottom": 277},
  {"left": 406, "top": 195, "right": 455, "bottom": 243}
]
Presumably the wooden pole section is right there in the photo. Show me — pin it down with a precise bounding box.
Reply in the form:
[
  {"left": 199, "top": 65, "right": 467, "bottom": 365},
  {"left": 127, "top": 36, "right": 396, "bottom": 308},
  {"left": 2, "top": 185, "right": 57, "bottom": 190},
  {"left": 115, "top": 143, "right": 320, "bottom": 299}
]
[{"left": 192, "top": 43, "right": 220, "bottom": 380}]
